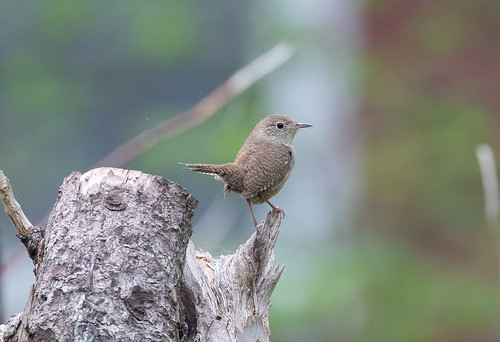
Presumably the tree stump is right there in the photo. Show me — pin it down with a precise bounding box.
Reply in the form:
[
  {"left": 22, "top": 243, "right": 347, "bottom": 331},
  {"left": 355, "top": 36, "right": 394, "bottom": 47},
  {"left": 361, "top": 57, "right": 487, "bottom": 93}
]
[{"left": 0, "top": 168, "right": 283, "bottom": 342}]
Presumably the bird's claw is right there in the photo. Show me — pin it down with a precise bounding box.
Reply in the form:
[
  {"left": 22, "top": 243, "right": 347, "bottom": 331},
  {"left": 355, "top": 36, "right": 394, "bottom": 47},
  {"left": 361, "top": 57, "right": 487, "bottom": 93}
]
[{"left": 272, "top": 207, "right": 285, "bottom": 219}]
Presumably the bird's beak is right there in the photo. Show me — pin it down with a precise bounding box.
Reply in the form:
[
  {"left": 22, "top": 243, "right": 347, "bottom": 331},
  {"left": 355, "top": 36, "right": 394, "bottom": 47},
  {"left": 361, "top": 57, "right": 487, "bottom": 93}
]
[{"left": 295, "top": 123, "right": 312, "bottom": 129}]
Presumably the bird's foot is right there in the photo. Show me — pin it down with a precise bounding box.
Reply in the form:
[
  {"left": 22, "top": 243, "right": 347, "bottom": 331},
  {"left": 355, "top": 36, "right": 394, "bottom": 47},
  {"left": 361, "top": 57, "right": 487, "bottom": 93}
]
[
  {"left": 265, "top": 199, "right": 285, "bottom": 220},
  {"left": 272, "top": 207, "right": 285, "bottom": 220}
]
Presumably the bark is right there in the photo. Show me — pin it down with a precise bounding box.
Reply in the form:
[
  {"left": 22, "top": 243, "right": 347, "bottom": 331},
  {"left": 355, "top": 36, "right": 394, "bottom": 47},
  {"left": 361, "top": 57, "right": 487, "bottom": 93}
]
[
  {"left": 181, "top": 210, "right": 283, "bottom": 342},
  {"left": 0, "top": 168, "right": 283, "bottom": 342}
]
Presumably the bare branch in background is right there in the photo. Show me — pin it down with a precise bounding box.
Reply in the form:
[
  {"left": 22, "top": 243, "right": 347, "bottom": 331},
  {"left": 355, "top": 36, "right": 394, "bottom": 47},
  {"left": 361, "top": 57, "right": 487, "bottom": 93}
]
[
  {"left": 476, "top": 144, "right": 500, "bottom": 228},
  {"left": 94, "top": 42, "right": 295, "bottom": 168},
  {"left": 476, "top": 144, "right": 500, "bottom": 280}
]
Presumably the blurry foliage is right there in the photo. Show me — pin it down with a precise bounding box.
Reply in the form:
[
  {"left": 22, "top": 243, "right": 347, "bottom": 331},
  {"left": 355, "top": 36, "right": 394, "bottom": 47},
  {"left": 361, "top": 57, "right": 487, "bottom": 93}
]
[
  {"left": 363, "top": 0, "right": 500, "bottom": 244},
  {"left": 0, "top": 0, "right": 219, "bottom": 213},
  {"left": 366, "top": 102, "right": 490, "bottom": 234},
  {"left": 37, "top": 0, "right": 97, "bottom": 42},
  {"left": 359, "top": 0, "right": 500, "bottom": 340},
  {"left": 127, "top": 2, "right": 200, "bottom": 63},
  {"left": 415, "top": 3, "right": 466, "bottom": 56},
  {"left": 1, "top": 49, "right": 89, "bottom": 117},
  {"left": 271, "top": 237, "right": 500, "bottom": 342}
]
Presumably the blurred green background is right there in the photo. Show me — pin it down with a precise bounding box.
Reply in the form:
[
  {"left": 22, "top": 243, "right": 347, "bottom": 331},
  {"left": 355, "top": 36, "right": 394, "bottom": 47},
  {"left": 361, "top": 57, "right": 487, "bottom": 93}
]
[{"left": 1, "top": 0, "right": 500, "bottom": 341}]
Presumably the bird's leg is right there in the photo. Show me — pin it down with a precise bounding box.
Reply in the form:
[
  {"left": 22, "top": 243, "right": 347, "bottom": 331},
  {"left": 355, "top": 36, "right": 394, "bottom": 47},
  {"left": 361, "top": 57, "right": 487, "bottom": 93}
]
[
  {"left": 247, "top": 199, "right": 259, "bottom": 227},
  {"left": 265, "top": 199, "right": 285, "bottom": 219}
]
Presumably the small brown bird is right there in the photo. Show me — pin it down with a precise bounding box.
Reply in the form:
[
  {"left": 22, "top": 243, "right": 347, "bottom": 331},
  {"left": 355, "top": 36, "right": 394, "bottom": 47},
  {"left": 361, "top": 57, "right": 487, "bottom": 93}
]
[{"left": 185, "top": 114, "right": 312, "bottom": 227}]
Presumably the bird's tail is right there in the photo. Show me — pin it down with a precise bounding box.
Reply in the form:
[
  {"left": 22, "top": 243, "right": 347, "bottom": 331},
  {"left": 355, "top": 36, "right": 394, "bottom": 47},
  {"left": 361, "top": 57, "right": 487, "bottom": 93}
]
[
  {"left": 182, "top": 162, "right": 243, "bottom": 187},
  {"left": 183, "top": 163, "right": 222, "bottom": 175}
]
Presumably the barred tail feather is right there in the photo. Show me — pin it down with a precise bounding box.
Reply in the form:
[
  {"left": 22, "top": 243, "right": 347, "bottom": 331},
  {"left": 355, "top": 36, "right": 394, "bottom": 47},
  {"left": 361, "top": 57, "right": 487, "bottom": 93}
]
[
  {"left": 182, "top": 162, "right": 244, "bottom": 191},
  {"left": 184, "top": 163, "right": 222, "bottom": 175}
]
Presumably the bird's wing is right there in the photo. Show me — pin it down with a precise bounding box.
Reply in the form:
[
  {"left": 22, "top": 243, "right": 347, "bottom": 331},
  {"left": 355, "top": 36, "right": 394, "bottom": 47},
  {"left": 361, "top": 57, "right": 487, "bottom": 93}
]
[{"left": 240, "top": 145, "right": 294, "bottom": 200}]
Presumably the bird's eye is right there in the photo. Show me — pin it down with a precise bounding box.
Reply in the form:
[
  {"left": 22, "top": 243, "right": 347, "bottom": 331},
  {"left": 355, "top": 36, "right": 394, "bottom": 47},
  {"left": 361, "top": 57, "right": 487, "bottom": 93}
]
[{"left": 276, "top": 122, "right": 284, "bottom": 129}]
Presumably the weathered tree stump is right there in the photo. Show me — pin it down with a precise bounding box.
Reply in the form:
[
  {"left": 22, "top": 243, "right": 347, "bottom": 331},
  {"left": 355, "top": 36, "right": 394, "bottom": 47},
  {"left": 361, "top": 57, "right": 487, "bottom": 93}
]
[{"left": 0, "top": 168, "right": 283, "bottom": 342}]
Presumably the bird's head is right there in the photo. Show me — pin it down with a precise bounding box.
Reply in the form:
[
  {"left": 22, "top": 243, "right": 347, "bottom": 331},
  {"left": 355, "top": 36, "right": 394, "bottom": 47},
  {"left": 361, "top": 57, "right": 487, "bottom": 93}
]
[{"left": 257, "top": 114, "right": 312, "bottom": 145}]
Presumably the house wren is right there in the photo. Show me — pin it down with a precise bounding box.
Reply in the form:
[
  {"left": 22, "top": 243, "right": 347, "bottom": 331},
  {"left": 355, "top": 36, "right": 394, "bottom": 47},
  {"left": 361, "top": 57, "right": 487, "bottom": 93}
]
[{"left": 185, "top": 114, "right": 312, "bottom": 227}]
